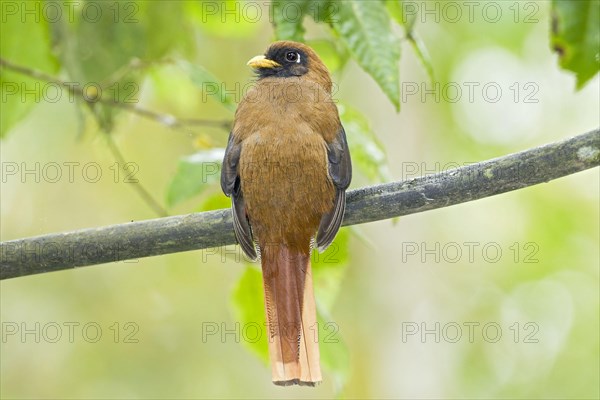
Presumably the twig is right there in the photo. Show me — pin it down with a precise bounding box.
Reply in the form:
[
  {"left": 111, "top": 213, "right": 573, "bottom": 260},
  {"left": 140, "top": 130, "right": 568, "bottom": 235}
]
[
  {"left": 1, "top": 129, "right": 598, "bottom": 280},
  {"left": 104, "top": 135, "right": 169, "bottom": 217},
  {"left": 1, "top": 57, "right": 231, "bottom": 217},
  {"left": 0, "top": 57, "right": 232, "bottom": 131}
]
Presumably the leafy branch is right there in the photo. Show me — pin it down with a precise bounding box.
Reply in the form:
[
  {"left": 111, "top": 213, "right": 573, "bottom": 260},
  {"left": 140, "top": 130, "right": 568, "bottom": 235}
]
[
  {"left": 0, "top": 57, "right": 232, "bottom": 132},
  {"left": 1, "top": 128, "right": 598, "bottom": 280},
  {"left": 0, "top": 57, "right": 234, "bottom": 217}
]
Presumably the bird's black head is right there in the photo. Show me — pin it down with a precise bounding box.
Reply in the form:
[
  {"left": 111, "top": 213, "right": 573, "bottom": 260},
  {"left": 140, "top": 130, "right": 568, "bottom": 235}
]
[{"left": 247, "top": 42, "right": 310, "bottom": 79}]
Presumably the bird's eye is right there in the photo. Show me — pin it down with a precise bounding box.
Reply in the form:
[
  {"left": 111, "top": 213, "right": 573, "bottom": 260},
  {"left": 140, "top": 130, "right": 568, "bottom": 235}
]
[{"left": 285, "top": 51, "right": 300, "bottom": 63}]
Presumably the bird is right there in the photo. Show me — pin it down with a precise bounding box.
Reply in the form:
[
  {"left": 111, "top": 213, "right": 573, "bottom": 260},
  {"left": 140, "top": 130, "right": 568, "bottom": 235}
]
[{"left": 221, "top": 41, "right": 352, "bottom": 386}]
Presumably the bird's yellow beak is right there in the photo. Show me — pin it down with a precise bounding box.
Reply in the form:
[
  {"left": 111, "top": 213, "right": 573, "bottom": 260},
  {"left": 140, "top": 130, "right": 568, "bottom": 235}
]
[{"left": 247, "top": 55, "right": 281, "bottom": 69}]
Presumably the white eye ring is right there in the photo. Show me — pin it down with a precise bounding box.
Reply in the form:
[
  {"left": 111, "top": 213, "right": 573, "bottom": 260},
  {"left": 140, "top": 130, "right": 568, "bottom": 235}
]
[{"left": 296, "top": 54, "right": 301, "bottom": 63}]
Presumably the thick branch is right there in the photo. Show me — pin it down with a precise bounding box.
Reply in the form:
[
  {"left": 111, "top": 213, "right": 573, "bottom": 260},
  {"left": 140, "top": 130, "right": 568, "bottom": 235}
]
[{"left": 1, "top": 129, "right": 598, "bottom": 280}]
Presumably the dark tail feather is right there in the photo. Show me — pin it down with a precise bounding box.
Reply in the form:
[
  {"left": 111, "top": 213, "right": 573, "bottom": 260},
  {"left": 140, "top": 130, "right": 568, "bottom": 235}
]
[{"left": 260, "top": 244, "right": 321, "bottom": 386}]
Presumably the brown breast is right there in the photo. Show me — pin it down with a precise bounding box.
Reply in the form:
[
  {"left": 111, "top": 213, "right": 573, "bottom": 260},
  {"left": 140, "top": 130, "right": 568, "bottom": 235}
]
[{"left": 234, "top": 77, "right": 339, "bottom": 249}]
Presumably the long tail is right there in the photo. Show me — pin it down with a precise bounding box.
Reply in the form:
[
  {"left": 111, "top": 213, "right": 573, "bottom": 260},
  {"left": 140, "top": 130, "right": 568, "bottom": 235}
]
[{"left": 260, "top": 244, "right": 321, "bottom": 386}]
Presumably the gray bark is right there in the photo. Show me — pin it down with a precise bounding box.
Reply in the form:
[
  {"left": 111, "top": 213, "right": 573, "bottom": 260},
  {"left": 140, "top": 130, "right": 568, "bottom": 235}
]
[{"left": 1, "top": 129, "right": 598, "bottom": 280}]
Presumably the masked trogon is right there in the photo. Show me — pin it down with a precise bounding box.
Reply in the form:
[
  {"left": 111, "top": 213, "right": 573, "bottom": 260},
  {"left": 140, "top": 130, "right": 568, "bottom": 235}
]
[{"left": 221, "top": 41, "right": 352, "bottom": 386}]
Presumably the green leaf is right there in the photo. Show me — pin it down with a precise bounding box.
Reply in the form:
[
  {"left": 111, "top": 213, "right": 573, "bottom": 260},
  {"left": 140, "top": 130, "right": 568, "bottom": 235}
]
[
  {"left": 317, "top": 308, "right": 350, "bottom": 391},
  {"left": 551, "top": 0, "right": 600, "bottom": 89},
  {"left": 271, "top": 1, "right": 339, "bottom": 41},
  {"left": 339, "top": 103, "right": 391, "bottom": 182},
  {"left": 332, "top": 0, "right": 401, "bottom": 110},
  {"left": 386, "top": 1, "right": 434, "bottom": 83},
  {"left": 199, "top": 191, "right": 231, "bottom": 212},
  {"left": 49, "top": 1, "right": 187, "bottom": 132},
  {"left": 186, "top": 0, "right": 260, "bottom": 39},
  {"left": 177, "top": 60, "right": 237, "bottom": 112},
  {"left": 0, "top": 3, "right": 58, "bottom": 137},
  {"left": 231, "top": 266, "right": 269, "bottom": 364},
  {"left": 313, "top": 230, "right": 351, "bottom": 390},
  {"left": 308, "top": 0, "right": 337, "bottom": 24},
  {"left": 147, "top": 64, "right": 208, "bottom": 115},
  {"left": 307, "top": 39, "right": 350, "bottom": 73},
  {"left": 140, "top": 2, "right": 189, "bottom": 59},
  {"left": 271, "top": 0, "right": 311, "bottom": 41},
  {"left": 386, "top": 0, "right": 416, "bottom": 32},
  {"left": 166, "top": 149, "right": 224, "bottom": 207},
  {"left": 312, "top": 229, "right": 349, "bottom": 312}
]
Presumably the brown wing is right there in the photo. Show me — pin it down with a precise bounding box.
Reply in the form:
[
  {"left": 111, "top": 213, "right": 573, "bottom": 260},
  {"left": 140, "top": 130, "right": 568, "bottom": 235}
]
[
  {"left": 316, "top": 125, "right": 352, "bottom": 251},
  {"left": 221, "top": 132, "right": 258, "bottom": 260}
]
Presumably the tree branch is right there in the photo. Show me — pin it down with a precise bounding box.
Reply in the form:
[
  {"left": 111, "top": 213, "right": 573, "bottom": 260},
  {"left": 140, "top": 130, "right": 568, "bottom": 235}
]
[
  {"left": 1, "top": 129, "right": 598, "bottom": 280},
  {"left": 0, "top": 57, "right": 232, "bottom": 131},
  {"left": 1, "top": 56, "right": 232, "bottom": 217}
]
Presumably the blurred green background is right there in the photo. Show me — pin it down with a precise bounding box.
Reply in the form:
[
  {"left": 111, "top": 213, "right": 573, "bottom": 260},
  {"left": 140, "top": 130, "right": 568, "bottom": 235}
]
[{"left": 1, "top": 1, "right": 598, "bottom": 398}]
